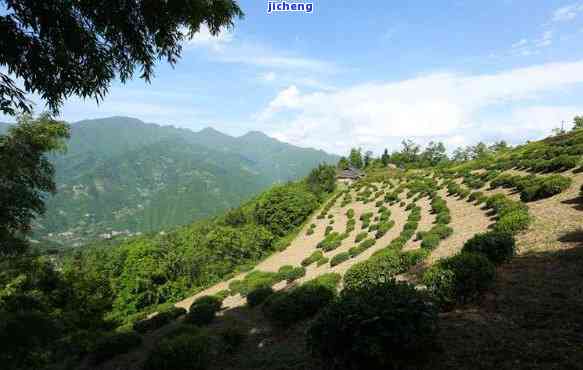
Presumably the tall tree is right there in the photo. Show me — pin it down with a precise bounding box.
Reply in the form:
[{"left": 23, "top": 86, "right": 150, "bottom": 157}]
[
  {"left": 349, "top": 148, "right": 363, "bottom": 169},
  {"left": 471, "top": 142, "right": 491, "bottom": 160},
  {"left": 422, "top": 141, "right": 447, "bottom": 166},
  {"left": 452, "top": 146, "right": 471, "bottom": 162},
  {"left": 0, "top": 113, "right": 69, "bottom": 256},
  {"left": 489, "top": 140, "right": 510, "bottom": 152},
  {"left": 381, "top": 148, "right": 390, "bottom": 166},
  {"left": 400, "top": 139, "right": 420, "bottom": 163},
  {"left": 337, "top": 156, "right": 350, "bottom": 170},
  {"left": 306, "top": 164, "right": 337, "bottom": 197},
  {"left": 363, "top": 150, "right": 373, "bottom": 168},
  {"left": 573, "top": 115, "right": 583, "bottom": 131},
  {"left": 0, "top": 0, "right": 244, "bottom": 115}
]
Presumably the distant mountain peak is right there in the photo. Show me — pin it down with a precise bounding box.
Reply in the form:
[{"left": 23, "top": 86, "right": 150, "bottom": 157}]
[
  {"left": 199, "top": 126, "right": 231, "bottom": 136},
  {"left": 240, "top": 130, "right": 273, "bottom": 140}
]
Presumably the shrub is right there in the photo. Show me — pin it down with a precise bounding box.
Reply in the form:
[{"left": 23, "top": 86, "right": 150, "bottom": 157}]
[
  {"left": 229, "top": 271, "right": 278, "bottom": 296},
  {"left": 435, "top": 212, "right": 451, "bottom": 224},
  {"left": 400, "top": 249, "right": 430, "bottom": 267},
  {"left": 325, "top": 225, "right": 333, "bottom": 235},
  {"left": 431, "top": 224, "right": 453, "bottom": 239},
  {"left": 246, "top": 285, "right": 274, "bottom": 307},
  {"left": 133, "top": 307, "right": 187, "bottom": 334},
  {"left": 536, "top": 175, "right": 572, "bottom": 199},
  {"left": 403, "top": 221, "right": 418, "bottom": 231},
  {"left": 359, "top": 238, "right": 376, "bottom": 250},
  {"left": 185, "top": 296, "right": 222, "bottom": 326},
  {"left": 468, "top": 191, "right": 483, "bottom": 203},
  {"left": 307, "top": 281, "right": 438, "bottom": 370},
  {"left": 263, "top": 279, "right": 338, "bottom": 327},
  {"left": 423, "top": 252, "right": 496, "bottom": 308},
  {"left": 311, "top": 273, "right": 342, "bottom": 290},
  {"left": 318, "top": 232, "right": 343, "bottom": 252},
  {"left": 91, "top": 331, "right": 142, "bottom": 364},
  {"left": 346, "top": 209, "right": 355, "bottom": 219},
  {"left": 355, "top": 231, "right": 368, "bottom": 243},
  {"left": 375, "top": 220, "right": 395, "bottom": 239},
  {"left": 218, "top": 326, "right": 246, "bottom": 353},
  {"left": 277, "top": 265, "right": 305, "bottom": 283},
  {"left": 343, "top": 249, "right": 403, "bottom": 290},
  {"left": 330, "top": 252, "right": 350, "bottom": 267},
  {"left": 420, "top": 234, "right": 440, "bottom": 250},
  {"left": 306, "top": 228, "right": 314, "bottom": 235},
  {"left": 214, "top": 290, "right": 230, "bottom": 301},
  {"left": 301, "top": 250, "right": 324, "bottom": 266},
  {"left": 348, "top": 246, "right": 361, "bottom": 258},
  {"left": 359, "top": 212, "right": 373, "bottom": 221},
  {"left": 143, "top": 331, "right": 212, "bottom": 370},
  {"left": 494, "top": 210, "right": 531, "bottom": 235},
  {"left": 316, "top": 257, "right": 329, "bottom": 267},
  {"left": 462, "top": 231, "right": 516, "bottom": 265}
]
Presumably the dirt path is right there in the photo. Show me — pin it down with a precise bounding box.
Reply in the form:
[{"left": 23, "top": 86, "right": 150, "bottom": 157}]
[
  {"left": 426, "top": 189, "right": 494, "bottom": 264},
  {"left": 176, "top": 184, "right": 409, "bottom": 310},
  {"left": 433, "top": 170, "right": 583, "bottom": 369},
  {"left": 403, "top": 196, "right": 436, "bottom": 251}
]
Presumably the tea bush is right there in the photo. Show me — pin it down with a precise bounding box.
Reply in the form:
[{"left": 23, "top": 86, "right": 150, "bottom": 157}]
[
  {"left": 185, "top": 296, "right": 222, "bottom": 326},
  {"left": 462, "top": 231, "right": 516, "bottom": 265},
  {"left": 91, "top": 331, "right": 142, "bottom": 364},
  {"left": 317, "top": 232, "right": 343, "bottom": 252},
  {"left": 375, "top": 220, "right": 395, "bottom": 239},
  {"left": 143, "top": 331, "right": 212, "bottom": 370},
  {"left": 494, "top": 210, "right": 531, "bottom": 235},
  {"left": 246, "top": 285, "right": 274, "bottom": 307},
  {"left": 307, "top": 281, "right": 438, "bottom": 370},
  {"left": 355, "top": 231, "right": 368, "bottom": 243},
  {"left": 133, "top": 307, "right": 187, "bottom": 334},
  {"left": 263, "top": 276, "right": 338, "bottom": 327},
  {"left": 330, "top": 252, "right": 350, "bottom": 267},
  {"left": 277, "top": 265, "right": 305, "bottom": 283},
  {"left": 301, "top": 250, "right": 324, "bottom": 266},
  {"left": 423, "top": 252, "right": 495, "bottom": 308}
]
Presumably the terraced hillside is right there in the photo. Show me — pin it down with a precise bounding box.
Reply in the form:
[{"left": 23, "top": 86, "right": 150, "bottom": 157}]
[{"left": 88, "top": 134, "right": 583, "bottom": 370}]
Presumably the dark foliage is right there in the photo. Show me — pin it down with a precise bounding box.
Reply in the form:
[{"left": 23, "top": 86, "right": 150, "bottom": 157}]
[
  {"left": 307, "top": 281, "right": 438, "bottom": 370},
  {"left": 186, "top": 296, "right": 222, "bottom": 326},
  {"left": 462, "top": 231, "right": 516, "bottom": 265},
  {"left": 0, "top": 0, "right": 244, "bottom": 114}
]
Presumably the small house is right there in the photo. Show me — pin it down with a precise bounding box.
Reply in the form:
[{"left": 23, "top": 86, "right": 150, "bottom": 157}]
[{"left": 336, "top": 166, "right": 364, "bottom": 184}]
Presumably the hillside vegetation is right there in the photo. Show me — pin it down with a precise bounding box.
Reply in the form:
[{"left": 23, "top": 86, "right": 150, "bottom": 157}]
[
  {"left": 3, "top": 116, "right": 583, "bottom": 370},
  {"left": 0, "top": 117, "right": 338, "bottom": 247},
  {"left": 87, "top": 129, "right": 583, "bottom": 370}
]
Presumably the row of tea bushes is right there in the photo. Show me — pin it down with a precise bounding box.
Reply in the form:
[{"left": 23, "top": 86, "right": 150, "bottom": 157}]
[{"left": 490, "top": 173, "right": 572, "bottom": 202}]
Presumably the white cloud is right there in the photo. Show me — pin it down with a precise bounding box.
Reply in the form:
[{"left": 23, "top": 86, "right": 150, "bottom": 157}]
[
  {"left": 260, "top": 71, "right": 277, "bottom": 82},
  {"left": 552, "top": 3, "right": 583, "bottom": 22},
  {"left": 510, "top": 31, "right": 553, "bottom": 56},
  {"left": 184, "top": 24, "right": 233, "bottom": 51},
  {"left": 184, "top": 29, "right": 340, "bottom": 74},
  {"left": 258, "top": 60, "right": 583, "bottom": 155}
]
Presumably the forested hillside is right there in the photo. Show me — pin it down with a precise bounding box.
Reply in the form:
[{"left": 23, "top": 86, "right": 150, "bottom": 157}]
[
  {"left": 84, "top": 128, "right": 582, "bottom": 370},
  {"left": 4, "top": 117, "right": 338, "bottom": 247}
]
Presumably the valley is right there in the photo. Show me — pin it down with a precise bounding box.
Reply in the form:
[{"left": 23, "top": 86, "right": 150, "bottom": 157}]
[{"left": 2, "top": 117, "right": 338, "bottom": 248}]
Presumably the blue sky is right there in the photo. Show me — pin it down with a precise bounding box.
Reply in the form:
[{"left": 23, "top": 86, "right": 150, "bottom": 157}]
[{"left": 4, "top": 0, "right": 583, "bottom": 155}]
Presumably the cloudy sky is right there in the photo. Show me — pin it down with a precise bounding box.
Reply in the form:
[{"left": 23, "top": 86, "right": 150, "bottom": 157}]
[{"left": 4, "top": 1, "right": 583, "bottom": 155}]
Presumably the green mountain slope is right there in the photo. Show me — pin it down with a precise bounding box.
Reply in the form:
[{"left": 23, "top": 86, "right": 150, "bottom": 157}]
[{"left": 29, "top": 117, "right": 338, "bottom": 246}]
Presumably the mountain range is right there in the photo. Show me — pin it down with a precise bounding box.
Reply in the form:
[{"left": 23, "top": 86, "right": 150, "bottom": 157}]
[{"left": 1, "top": 117, "right": 339, "bottom": 247}]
